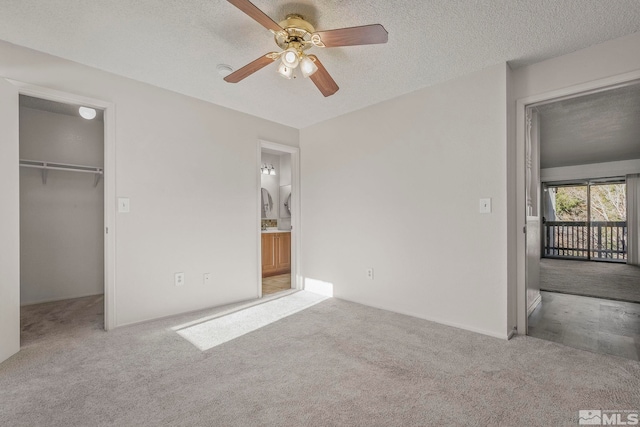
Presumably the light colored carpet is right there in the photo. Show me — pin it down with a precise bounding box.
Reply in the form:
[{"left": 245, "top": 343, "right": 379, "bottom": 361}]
[
  {"left": 2, "top": 293, "right": 640, "bottom": 426},
  {"left": 540, "top": 258, "right": 640, "bottom": 303}
]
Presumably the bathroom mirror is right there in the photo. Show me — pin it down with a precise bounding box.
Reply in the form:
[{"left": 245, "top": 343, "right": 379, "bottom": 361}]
[
  {"left": 279, "top": 185, "right": 291, "bottom": 218},
  {"left": 261, "top": 187, "right": 274, "bottom": 219}
]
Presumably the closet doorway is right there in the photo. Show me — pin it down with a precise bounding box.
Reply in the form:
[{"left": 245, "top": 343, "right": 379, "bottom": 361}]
[
  {"left": 19, "top": 95, "right": 106, "bottom": 342},
  {"left": 258, "top": 141, "right": 300, "bottom": 298}
]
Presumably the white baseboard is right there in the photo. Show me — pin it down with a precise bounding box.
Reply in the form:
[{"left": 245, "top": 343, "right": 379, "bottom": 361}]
[
  {"left": 335, "top": 296, "right": 512, "bottom": 340},
  {"left": 21, "top": 292, "right": 104, "bottom": 307}
]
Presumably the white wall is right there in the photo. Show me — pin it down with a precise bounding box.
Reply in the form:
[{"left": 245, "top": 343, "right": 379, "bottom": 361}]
[
  {"left": 278, "top": 153, "right": 292, "bottom": 230},
  {"left": 0, "top": 40, "right": 298, "bottom": 327},
  {"left": 0, "top": 78, "right": 20, "bottom": 363},
  {"left": 279, "top": 153, "right": 291, "bottom": 187},
  {"left": 20, "top": 106, "right": 104, "bottom": 305},
  {"left": 300, "top": 63, "right": 511, "bottom": 339},
  {"left": 506, "top": 62, "right": 517, "bottom": 334},
  {"left": 512, "top": 32, "right": 640, "bottom": 101}
]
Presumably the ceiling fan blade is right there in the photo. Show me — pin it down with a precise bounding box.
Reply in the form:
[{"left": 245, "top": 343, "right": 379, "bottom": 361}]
[
  {"left": 224, "top": 53, "right": 278, "bottom": 83},
  {"left": 308, "top": 55, "right": 339, "bottom": 97},
  {"left": 311, "top": 24, "right": 388, "bottom": 48},
  {"left": 227, "top": 0, "right": 283, "bottom": 33}
]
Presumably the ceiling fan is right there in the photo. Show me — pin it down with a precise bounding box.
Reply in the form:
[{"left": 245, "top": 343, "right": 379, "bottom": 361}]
[{"left": 223, "top": 0, "right": 388, "bottom": 97}]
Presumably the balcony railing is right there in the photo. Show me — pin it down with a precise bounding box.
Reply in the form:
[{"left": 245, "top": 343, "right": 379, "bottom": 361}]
[{"left": 544, "top": 221, "right": 627, "bottom": 262}]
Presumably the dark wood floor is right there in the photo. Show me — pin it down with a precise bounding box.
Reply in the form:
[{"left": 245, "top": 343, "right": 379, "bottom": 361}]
[{"left": 529, "top": 291, "right": 640, "bottom": 361}]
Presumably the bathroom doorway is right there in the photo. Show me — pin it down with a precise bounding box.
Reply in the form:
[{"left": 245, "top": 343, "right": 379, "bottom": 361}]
[{"left": 257, "top": 141, "right": 300, "bottom": 297}]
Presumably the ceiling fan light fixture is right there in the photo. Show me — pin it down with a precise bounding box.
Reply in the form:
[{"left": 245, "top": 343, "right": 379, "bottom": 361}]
[
  {"left": 281, "top": 48, "right": 300, "bottom": 68},
  {"left": 224, "top": 0, "right": 388, "bottom": 97},
  {"left": 299, "top": 55, "right": 318, "bottom": 78},
  {"left": 277, "top": 62, "right": 293, "bottom": 79}
]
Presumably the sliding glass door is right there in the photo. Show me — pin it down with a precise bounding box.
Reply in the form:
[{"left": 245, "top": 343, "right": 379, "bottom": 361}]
[{"left": 543, "top": 180, "right": 627, "bottom": 262}]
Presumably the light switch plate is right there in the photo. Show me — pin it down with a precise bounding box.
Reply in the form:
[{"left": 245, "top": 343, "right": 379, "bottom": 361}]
[
  {"left": 118, "top": 197, "right": 130, "bottom": 213},
  {"left": 479, "top": 198, "right": 492, "bottom": 214}
]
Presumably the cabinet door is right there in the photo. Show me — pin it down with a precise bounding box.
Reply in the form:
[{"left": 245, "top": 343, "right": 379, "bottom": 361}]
[
  {"left": 276, "top": 233, "right": 291, "bottom": 273},
  {"left": 261, "top": 234, "right": 277, "bottom": 277}
]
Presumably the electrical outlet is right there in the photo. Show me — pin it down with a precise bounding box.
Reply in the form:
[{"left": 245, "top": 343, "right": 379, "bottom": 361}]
[
  {"left": 366, "top": 268, "right": 374, "bottom": 280},
  {"left": 203, "top": 273, "right": 211, "bottom": 285},
  {"left": 175, "top": 272, "right": 185, "bottom": 286}
]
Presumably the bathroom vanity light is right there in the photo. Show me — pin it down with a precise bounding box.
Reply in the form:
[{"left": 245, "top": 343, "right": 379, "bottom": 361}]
[{"left": 261, "top": 164, "right": 276, "bottom": 175}]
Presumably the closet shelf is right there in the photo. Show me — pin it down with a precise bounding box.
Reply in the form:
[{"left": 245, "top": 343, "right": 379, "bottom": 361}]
[{"left": 19, "top": 159, "right": 103, "bottom": 187}]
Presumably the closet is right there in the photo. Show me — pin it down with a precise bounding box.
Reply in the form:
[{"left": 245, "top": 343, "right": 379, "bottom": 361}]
[{"left": 19, "top": 95, "right": 104, "bottom": 315}]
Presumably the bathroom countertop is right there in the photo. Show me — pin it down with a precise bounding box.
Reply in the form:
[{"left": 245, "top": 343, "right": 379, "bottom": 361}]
[{"left": 261, "top": 229, "right": 291, "bottom": 233}]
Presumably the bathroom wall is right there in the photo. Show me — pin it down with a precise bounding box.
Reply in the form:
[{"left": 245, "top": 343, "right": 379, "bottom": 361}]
[
  {"left": 279, "top": 153, "right": 291, "bottom": 186},
  {"left": 278, "top": 153, "right": 292, "bottom": 230}
]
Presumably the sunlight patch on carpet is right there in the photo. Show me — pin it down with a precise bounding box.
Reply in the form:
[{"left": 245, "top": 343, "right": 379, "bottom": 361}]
[{"left": 175, "top": 291, "right": 329, "bottom": 351}]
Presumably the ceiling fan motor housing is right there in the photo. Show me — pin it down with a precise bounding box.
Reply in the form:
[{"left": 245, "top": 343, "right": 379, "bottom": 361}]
[{"left": 275, "top": 14, "right": 315, "bottom": 50}]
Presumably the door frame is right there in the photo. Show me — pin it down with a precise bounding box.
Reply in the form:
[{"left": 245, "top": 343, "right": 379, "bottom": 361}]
[
  {"left": 256, "top": 140, "right": 300, "bottom": 297},
  {"left": 516, "top": 70, "right": 640, "bottom": 334},
  {"left": 9, "top": 79, "right": 117, "bottom": 331}
]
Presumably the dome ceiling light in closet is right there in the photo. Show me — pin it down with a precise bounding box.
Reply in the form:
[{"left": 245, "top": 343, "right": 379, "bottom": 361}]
[{"left": 79, "top": 106, "right": 97, "bottom": 120}]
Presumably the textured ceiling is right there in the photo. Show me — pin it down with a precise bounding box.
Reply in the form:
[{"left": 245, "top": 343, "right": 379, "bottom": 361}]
[
  {"left": 537, "top": 82, "right": 640, "bottom": 169},
  {"left": 1, "top": 1, "right": 640, "bottom": 129}
]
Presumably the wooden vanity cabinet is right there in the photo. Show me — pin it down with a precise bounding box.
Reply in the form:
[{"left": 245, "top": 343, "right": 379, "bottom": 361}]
[
  {"left": 261, "top": 234, "right": 277, "bottom": 276},
  {"left": 276, "top": 233, "right": 291, "bottom": 272},
  {"left": 261, "top": 232, "right": 291, "bottom": 277}
]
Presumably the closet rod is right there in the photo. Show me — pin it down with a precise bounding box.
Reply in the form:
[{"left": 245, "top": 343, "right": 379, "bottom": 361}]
[{"left": 19, "top": 159, "right": 103, "bottom": 186}]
